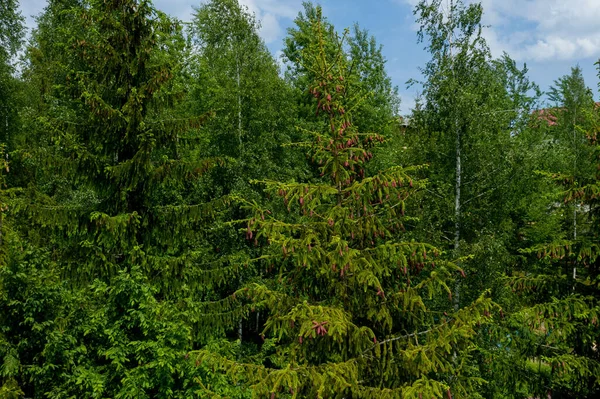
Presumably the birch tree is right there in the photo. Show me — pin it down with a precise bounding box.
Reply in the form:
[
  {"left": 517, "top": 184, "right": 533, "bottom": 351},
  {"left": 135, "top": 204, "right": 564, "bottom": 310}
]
[
  {"left": 410, "top": 0, "right": 539, "bottom": 308},
  {"left": 0, "top": 0, "right": 24, "bottom": 151},
  {"left": 548, "top": 66, "right": 596, "bottom": 243},
  {"left": 190, "top": 0, "right": 297, "bottom": 186}
]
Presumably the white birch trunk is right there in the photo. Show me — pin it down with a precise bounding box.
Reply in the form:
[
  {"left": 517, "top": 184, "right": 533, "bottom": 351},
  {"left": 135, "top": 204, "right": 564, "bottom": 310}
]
[
  {"left": 454, "top": 122, "right": 461, "bottom": 311},
  {"left": 572, "top": 109, "right": 577, "bottom": 286},
  {"left": 236, "top": 57, "right": 242, "bottom": 154}
]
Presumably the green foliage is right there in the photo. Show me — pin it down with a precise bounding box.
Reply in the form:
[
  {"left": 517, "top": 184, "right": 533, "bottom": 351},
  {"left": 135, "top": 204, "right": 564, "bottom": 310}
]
[
  {"left": 0, "top": 0, "right": 24, "bottom": 151},
  {"left": 0, "top": 0, "right": 23, "bottom": 60},
  {"left": 492, "top": 78, "right": 600, "bottom": 398},
  {"left": 194, "top": 9, "right": 495, "bottom": 398},
  {"left": 18, "top": 0, "right": 223, "bottom": 285},
  {"left": 3, "top": 0, "right": 600, "bottom": 397},
  {"left": 283, "top": 2, "right": 399, "bottom": 136},
  {"left": 404, "top": 0, "right": 542, "bottom": 317},
  {"left": 189, "top": 0, "right": 300, "bottom": 192},
  {"left": 1, "top": 0, "right": 232, "bottom": 396}
]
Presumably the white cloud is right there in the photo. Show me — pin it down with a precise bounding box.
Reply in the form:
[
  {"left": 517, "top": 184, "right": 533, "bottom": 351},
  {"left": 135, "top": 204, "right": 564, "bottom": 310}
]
[
  {"left": 238, "top": 0, "right": 301, "bottom": 44},
  {"left": 259, "top": 12, "right": 281, "bottom": 43},
  {"left": 155, "top": 0, "right": 304, "bottom": 45},
  {"left": 155, "top": 0, "right": 196, "bottom": 22},
  {"left": 401, "top": 0, "right": 421, "bottom": 6},
  {"left": 401, "top": 0, "right": 600, "bottom": 62},
  {"left": 240, "top": 0, "right": 298, "bottom": 19},
  {"left": 479, "top": 0, "right": 600, "bottom": 61}
]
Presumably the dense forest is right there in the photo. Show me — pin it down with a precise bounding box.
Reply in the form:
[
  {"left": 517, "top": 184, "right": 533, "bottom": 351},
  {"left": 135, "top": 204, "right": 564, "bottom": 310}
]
[{"left": 0, "top": 0, "right": 599, "bottom": 398}]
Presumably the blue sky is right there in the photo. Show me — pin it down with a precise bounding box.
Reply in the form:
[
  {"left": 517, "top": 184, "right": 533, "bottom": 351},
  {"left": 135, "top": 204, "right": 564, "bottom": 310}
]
[{"left": 19, "top": 0, "right": 600, "bottom": 114}]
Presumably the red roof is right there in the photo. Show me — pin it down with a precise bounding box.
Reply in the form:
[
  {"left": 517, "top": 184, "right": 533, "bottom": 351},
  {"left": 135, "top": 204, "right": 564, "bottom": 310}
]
[{"left": 533, "top": 102, "right": 600, "bottom": 127}]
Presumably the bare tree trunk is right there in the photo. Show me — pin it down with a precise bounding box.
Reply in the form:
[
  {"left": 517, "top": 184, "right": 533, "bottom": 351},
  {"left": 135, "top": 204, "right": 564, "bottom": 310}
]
[
  {"left": 445, "top": 5, "right": 461, "bottom": 397},
  {"left": 573, "top": 108, "right": 577, "bottom": 242},
  {"left": 236, "top": 57, "right": 243, "bottom": 155},
  {"left": 572, "top": 109, "right": 577, "bottom": 287},
  {"left": 238, "top": 274, "right": 243, "bottom": 350},
  {"left": 235, "top": 55, "right": 243, "bottom": 344},
  {"left": 454, "top": 123, "right": 461, "bottom": 311},
  {"left": 448, "top": 0, "right": 461, "bottom": 312}
]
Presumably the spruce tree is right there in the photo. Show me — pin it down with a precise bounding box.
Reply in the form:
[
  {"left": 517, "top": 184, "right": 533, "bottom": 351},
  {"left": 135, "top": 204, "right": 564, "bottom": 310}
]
[
  {"left": 548, "top": 66, "right": 597, "bottom": 242},
  {"left": 194, "top": 9, "right": 494, "bottom": 398},
  {"left": 19, "top": 0, "right": 223, "bottom": 289},
  {"left": 283, "top": 2, "right": 400, "bottom": 136},
  {"left": 2, "top": 0, "right": 228, "bottom": 396}
]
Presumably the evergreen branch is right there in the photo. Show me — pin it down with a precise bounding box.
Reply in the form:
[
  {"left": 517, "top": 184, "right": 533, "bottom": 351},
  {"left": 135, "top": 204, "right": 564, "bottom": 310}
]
[
  {"left": 363, "top": 293, "right": 495, "bottom": 355},
  {"left": 504, "top": 273, "right": 568, "bottom": 292},
  {"left": 353, "top": 377, "right": 451, "bottom": 399},
  {"left": 516, "top": 295, "right": 599, "bottom": 336},
  {"left": 154, "top": 195, "right": 233, "bottom": 224},
  {"left": 192, "top": 348, "right": 359, "bottom": 398},
  {"left": 146, "top": 111, "right": 215, "bottom": 131}
]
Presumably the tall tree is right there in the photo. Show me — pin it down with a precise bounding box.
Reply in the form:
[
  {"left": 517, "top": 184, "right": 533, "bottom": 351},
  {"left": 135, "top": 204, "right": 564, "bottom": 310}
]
[
  {"left": 0, "top": 3, "right": 27, "bottom": 396},
  {"left": 194, "top": 9, "right": 494, "bottom": 398},
  {"left": 20, "top": 0, "right": 221, "bottom": 286},
  {"left": 409, "top": 0, "right": 540, "bottom": 309},
  {"left": 283, "top": 2, "right": 400, "bottom": 136},
  {"left": 498, "top": 95, "right": 600, "bottom": 399},
  {"left": 2, "top": 0, "right": 228, "bottom": 396},
  {"left": 0, "top": 0, "right": 24, "bottom": 151},
  {"left": 476, "top": 66, "right": 599, "bottom": 399},
  {"left": 187, "top": 0, "right": 305, "bottom": 351},
  {"left": 189, "top": 0, "right": 298, "bottom": 190},
  {"left": 548, "top": 66, "right": 596, "bottom": 242}
]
